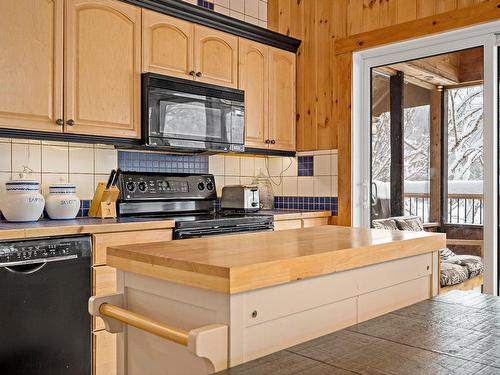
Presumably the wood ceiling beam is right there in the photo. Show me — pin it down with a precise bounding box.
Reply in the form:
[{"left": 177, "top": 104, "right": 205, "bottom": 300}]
[
  {"left": 335, "top": 1, "right": 500, "bottom": 55},
  {"left": 375, "top": 66, "right": 439, "bottom": 91}
]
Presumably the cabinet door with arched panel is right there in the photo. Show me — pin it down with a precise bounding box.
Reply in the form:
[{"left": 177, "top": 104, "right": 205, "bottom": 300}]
[
  {"left": 239, "top": 39, "right": 269, "bottom": 148},
  {"left": 194, "top": 25, "right": 238, "bottom": 88},
  {"left": 65, "top": 0, "right": 141, "bottom": 139},
  {"left": 142, "top": 10, "right": 194, "bottom": 79},
  {"left": 0, "top": 0, "right": 63, "bottom": 133},
  {"left": 269, "top": 48, "right": 296, "bottom": 151}
]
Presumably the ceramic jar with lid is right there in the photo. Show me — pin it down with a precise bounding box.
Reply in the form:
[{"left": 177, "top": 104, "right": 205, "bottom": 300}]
[
  {"left": 45, "top": 183, "right": 81, "bottom": 220},
  {"left": 1, "top": 180, "right": 45, "bottom": 222}
]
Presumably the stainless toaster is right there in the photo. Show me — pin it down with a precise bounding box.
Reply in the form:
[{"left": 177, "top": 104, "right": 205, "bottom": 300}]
[{"left": 221, "top": 185, "right": 260, "bottom": 212}]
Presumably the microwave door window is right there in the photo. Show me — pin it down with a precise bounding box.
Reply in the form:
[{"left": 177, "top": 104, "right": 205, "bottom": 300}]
[{"left": 158, "top": 94, "right": 231, "bottom": 144}]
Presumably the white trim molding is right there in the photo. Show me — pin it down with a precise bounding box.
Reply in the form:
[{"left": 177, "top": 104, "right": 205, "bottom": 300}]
[{"left": 352, "top": 20, "right": 499, "bottom": 295}]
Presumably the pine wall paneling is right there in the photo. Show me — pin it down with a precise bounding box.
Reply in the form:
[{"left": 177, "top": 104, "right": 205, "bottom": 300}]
[{"left": 268, "top": 0, "right": 494, "bottom": 226}]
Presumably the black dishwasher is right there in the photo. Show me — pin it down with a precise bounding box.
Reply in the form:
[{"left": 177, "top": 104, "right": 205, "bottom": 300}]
[{"left": 0, "top": 236, "right": 92, "bottom": 374}]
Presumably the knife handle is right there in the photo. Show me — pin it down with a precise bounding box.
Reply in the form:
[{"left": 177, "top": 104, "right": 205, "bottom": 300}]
[
  {"left": 112, "top": 168, "right": 122, "bottom": 187},
  {"left": 106, "top": 169, "right": 116, "bottom": 189}
]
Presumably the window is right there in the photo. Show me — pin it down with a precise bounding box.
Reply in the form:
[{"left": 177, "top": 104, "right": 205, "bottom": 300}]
[{"left": 446, "top": 85, "right": 484, "bottom": 224}]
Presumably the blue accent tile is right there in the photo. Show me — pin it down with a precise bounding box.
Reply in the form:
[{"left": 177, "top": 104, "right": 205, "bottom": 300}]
[
  {"left": 118, "top": 151, "right": 209, "bottom": 174},
  {"left": 197, "top": 0, "right": 214, "bottom": 10},
  {"left": 274, "top": 196, "right": 338, "bottom": 216},
  {"left": 297, "top": 156, "right": 314, "bottom": 176}
]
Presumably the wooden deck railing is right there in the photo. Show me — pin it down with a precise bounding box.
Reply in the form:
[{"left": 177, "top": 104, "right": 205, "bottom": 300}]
[{"left": 404, "top": 193, "right": 483, "bottom": 225}]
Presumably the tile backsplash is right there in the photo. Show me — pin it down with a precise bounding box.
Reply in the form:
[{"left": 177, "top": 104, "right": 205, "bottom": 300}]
[
  {"left": 185, "top": 0, "right": 268, "bottom": 28},
  {"left": 0, "top": 137, "right": 338, "bottom": 216},
  {"left": 209, "top": 150, "right": 339, "bottom": 215},
  {"left": 0, "top": 138, "right": 117, "bottom": 200}
]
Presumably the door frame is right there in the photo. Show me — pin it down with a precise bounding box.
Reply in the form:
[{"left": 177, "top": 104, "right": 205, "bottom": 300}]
[{"left": 352, "top": 22, "right": 499, "bottom": 295}]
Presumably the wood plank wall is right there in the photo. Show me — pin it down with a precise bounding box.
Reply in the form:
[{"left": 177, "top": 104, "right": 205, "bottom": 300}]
[{"left": 268, "top": 0, "right": 490, "bottom": 226}]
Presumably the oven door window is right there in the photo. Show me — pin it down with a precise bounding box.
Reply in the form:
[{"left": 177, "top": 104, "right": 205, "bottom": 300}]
[{"left": 149, "top": 88, "right": 233, "bottom": 144}]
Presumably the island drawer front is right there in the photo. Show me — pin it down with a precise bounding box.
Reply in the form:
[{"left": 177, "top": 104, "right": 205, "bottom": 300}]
[
  {"left": 273, "top": 219, "right": 302, "bottom": 231},
  {"left": 93, "top": 266, "right": 117, "bottom": 331},
  {"left": 358, "top": 276, "right": 431, "bottom": 322},
  {"left": 242, "top": 253, "right": 433, "bottom": 327},
  {"left": 92, "top": 229, "right": 173, "bottom": 265},
  {"left": 242, "top": 297, "right": 358, "bottom": 363},
  {"left": 243, "top": 269, "right": 359, "bottom": 327},
  {"left": 356, "top": 252, "right": 432, "bottom": 295},
  {"left": 302, "top": 217, "right": 329, "bottom": 227}
]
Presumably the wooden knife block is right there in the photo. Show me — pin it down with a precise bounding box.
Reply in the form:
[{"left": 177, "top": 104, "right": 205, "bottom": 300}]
[{"left": 89, "top": 182, "right": 120, "bottom": 219}]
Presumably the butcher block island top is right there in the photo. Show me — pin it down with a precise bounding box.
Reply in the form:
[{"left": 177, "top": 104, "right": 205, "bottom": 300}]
[{"left": 107, "top": 226, "right": 445, "bottom": 294}]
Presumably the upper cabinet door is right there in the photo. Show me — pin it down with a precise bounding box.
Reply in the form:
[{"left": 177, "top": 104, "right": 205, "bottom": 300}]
[
  {"left": 239, "top": 39, "right": 269, "bottom": 149},
  {"left": 65, "top": 0, "right": 141, "bottom": 139},
  {"left": 142, "top": 10, "right": 194, "bottom": 79},
  {"left": 194, "top": 26, "right": 238, "bottom": 88},
  {"left": 269, "top": 48, "right": 296, "bottom": 151},
  {"left": 0, "top": 0, "right": 63, "bottom": 133}
]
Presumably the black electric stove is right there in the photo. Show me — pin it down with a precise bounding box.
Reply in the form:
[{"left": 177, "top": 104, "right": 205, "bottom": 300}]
[{"left": 116, "top": 171, "right": 273, "bottom": 239}]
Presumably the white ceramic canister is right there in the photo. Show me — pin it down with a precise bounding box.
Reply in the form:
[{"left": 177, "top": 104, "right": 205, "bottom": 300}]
[
  {"left": 45, "top": 183, "right": 81, "bottom": 220},
  {"left": 1, "top": 180, "right": 45, "bottom": 222}
]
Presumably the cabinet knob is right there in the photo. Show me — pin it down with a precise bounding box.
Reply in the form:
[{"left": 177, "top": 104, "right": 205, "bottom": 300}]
[
  {"left": 270, "top": 139, "right": 276, "bottom": 144},
  {"left": 55, "top": 119, "right": 64, "bottom": 126},
  {"left": 189, "top": 70, "right": 196, "bottom": 76},
  {"left": 195, "top": 72, "right": 202, "bottom": 77},
  {"left": 265, "top": 139, "right": 270, "bottom": 144},
  {"left": 66, "top": 119, "right": 75, "bottom": 126}
]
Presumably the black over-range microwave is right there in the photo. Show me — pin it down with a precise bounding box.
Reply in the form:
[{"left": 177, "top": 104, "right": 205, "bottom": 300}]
[{"left": 142, "top": 73, "right": 245, "bottom": 153}]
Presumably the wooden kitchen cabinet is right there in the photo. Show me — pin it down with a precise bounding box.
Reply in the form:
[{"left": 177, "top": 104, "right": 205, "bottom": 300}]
[
  {"left": 274, "top": 219, "right": 302, "bottom": 231},
  {"left": 91, "top": 228, "right": 173, "bottom": 374},
  {"left": 274, "top": 212, "right": 331, "bottom": 231},
  {"left": 302, "top": 217, "right": 329, "bottom": 227},
  {"left": 269, "top": 48, "right": 296, "bottom": 151},
  {"left": 239, "top": 40, "right": 296, "bottom": 151},
  {"left": 239, "top": 39, "right": 269, "bottom": 148},
  {"left": 93, "top": 266, "right": 117, "bottom": 331},
  {"left": 0, "top": 0, "right": 63, "bottom": 133},
  {"left": 142, "top": 11, "right": 238, "bottom": 88},
  {"left": 93, "top": 229, "right": 172, "bottom": 266},
  {"left": 194, "top": 25, "right": 238, "bottom": 88},
  {"left": 93, "top": 330, "right": 117, "bottom": 375},
  {"left": 65, "top": 0, "right": 141, "bottom": 138},
  {"left": 142, "top": 10, "right": 194, "bottom": 79}
]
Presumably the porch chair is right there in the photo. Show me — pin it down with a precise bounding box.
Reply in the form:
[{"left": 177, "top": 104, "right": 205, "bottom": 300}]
[{"left": 372, "top": 216, "right": 484, "bottom": 293}]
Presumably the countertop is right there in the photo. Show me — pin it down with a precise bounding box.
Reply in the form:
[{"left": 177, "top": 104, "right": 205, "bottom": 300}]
[
  {"left": 217, "top": 290, "right": 496, "bottom": 374},
  {"left": 0, "top": 209, "right": 330, "bottom": 240},
  {"left": 107, "top": 225, "right": 445, "bottom": 294},
  {"left": 0, "top": 217, "right": 176, "bottom": 240},
  {"left": 251, "top": 209, "right": 332, "bottom": 220}
]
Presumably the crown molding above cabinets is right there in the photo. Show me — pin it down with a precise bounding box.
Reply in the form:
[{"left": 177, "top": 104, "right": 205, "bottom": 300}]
[{"left": 121, "top": 0, "right": 301, "bottom": 52}]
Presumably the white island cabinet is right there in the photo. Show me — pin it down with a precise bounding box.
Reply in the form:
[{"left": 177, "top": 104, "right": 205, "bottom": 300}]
[{"left": 89, "top": 226, "right": 445, "bottom": 374}]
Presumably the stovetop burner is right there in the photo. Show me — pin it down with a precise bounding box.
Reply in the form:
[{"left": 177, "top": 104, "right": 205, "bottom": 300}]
[{"left": 128, "top": 210, "right": 273, "bottom": 228}]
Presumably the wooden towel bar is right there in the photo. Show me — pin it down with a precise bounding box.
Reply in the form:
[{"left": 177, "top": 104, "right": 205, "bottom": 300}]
[{"left": 89, "top": 293, "right": 229, "bottom": 373}]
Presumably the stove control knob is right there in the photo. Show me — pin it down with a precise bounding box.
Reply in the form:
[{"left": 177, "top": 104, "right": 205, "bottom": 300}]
[
  {"left": 198, "top": 182, "right": 205, "bottom": 191},
  {"left": 138, "top": 181, "right": 147, "bottom": 192},
  {"left": 126, "top": 181, "right": 136, "bottom": 192},
  {"left": 206, "top": 182, "right": 214, "bottom": 191}
]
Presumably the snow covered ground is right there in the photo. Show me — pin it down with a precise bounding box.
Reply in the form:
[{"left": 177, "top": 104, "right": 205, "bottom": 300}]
[{"left": 372, "top": 180, "right": 483, "bottom": 199}]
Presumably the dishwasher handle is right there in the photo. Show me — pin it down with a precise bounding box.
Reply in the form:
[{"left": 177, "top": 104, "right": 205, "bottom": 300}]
[
  {"left": 3, "top": 262, "right": 48, "bottom": 275},
  {"left": 0, "top": 254, "right": 78, "bottom": 270}
]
